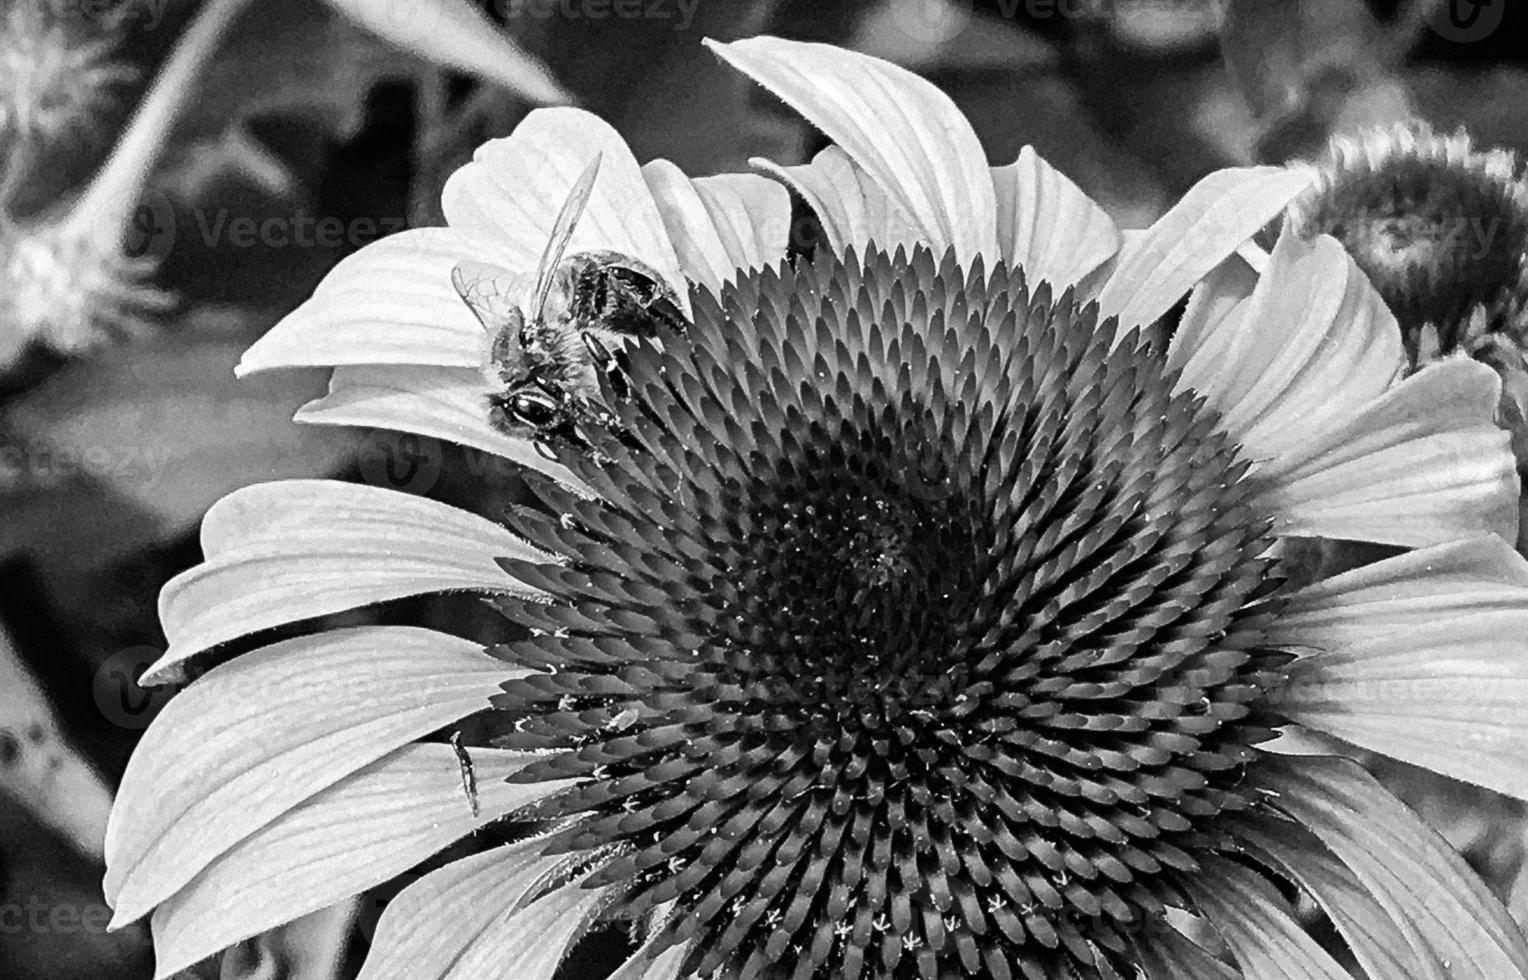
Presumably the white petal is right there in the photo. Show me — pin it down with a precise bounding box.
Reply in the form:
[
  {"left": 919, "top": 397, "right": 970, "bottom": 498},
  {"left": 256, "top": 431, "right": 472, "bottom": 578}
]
[
  {"left": 642, "top": 160, "right": 789, "bottom": 291},
  {"left": 1167, "top": 251, "right": 1258, "bottom": 373},
  {"left": 294, "top": 363, "right": 585, "bottom": 491},
  {"left": 145, "top": 744, "right": 574, "bottom": 979},
  {"left": 440, "top": 107, "right": 688, "bottom": 314},
  {"left": 153, "top": 480, "right": 548, "bottom": 683},
  {"left": 106, "top": 626, "right": 517, "bottom": 925},
  {"left": 436, "top": 872, "right": 612, "bottom": 978},
  {"left": 610, "top": 942, "right": 690, "bottom": 980},
  {"left": 1239, "top": 820, "right": 1441, "bottom": 980},
  {"left": 1135, "top": 920, "right": 1239, "bottom": 978},
  {"left": 1255, "top": 359, "right": 1519, "bottom": 549},
  {"left": 991, "top": 146, "right": 1120, "bottom": 290},
  {"left": 358, "top": 840, "right": 569, "bottom": 980},
  {"left": 753, "top": 147, "right": 923, "bottom": 258},
  {"left": 1095, "top": 165, "right": 1315, "bottom": 330},
  {"left": 237, "top": 229, "right": 506, "bottom": 376},
  {"left": 1270, "top": 537, "right": 1528, "bottom": 800},
  {"left": 708, "top": 36, "right": 999, "bottom": 263},
  {"left": 1257, "top": 757, "right": 1528, "bottom": 977},
  {"left": 1171, "top": 231, "right": 1405, "bottom": 461},
  {"left": 1190, "top": 854, "right": 1353, "bottom": 979}
]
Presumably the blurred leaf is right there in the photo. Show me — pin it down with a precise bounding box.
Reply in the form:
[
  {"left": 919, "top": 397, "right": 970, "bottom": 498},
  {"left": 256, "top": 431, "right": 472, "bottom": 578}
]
[
  {"left": 0, "top": 624, "right": 113, "bottom": 861},
  {"left": 156, "top": 0, "right": 418, "bottom": 204},
  {"left": 1, "top": 307, "right": 360, "bottom": 567},
  {"left": 519, "top": 0, "right": 800, "bottom": 176},
  {"left": 1221, "top": 0, "right": 1415, "bottom": 162},
  {"left": 0, "top": 796, "right": 149, "bottom": 980},
  {"left": 324, "top": 0, "right": 570, "bottom": 107},
  {"left": 848, "top": 0, "right": 1058, "bottom": 71},
  {"left": 213, "top": 901, "right": 357, "bottom": 980},
  {"left": 1411, "top": 65, "right": 1528, "bottom": 151}
]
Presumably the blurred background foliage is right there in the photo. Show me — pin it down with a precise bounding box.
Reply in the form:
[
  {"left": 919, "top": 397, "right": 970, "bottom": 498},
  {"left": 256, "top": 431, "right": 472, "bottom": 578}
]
[{"left": 0, "top": 0, "right": 1526, "bottom": 977}]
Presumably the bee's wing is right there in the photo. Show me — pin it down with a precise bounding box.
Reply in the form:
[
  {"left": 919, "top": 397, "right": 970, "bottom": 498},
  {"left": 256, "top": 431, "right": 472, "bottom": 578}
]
[
  {"left": 531, "top": 153, "right": 603, "bottom": 320},
  {"left": 451, "top": 261, "right": 522, "bottom": 334}
]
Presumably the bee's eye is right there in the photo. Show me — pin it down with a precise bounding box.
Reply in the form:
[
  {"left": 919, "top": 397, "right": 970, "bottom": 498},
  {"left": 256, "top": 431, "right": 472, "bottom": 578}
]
[{"left": 510, "top": 391, "right": 561, "bottom": 427}]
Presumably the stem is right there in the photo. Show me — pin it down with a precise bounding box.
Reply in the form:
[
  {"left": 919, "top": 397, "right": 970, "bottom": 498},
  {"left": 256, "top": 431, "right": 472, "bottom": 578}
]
[
  {"left": 409, "top": 68, "right": 449, "bottom": 229},
  {"left": 60, "top": 0, "right": 257, "bottom": 248}
]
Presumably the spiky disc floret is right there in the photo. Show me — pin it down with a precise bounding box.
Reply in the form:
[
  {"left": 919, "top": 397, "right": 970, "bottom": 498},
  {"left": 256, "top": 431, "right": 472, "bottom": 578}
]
[
  {"left": 1288, "top": 123, "right": 1528, "bottom": 356},
  {"left": 488, "top": 245, "right": 1291, "bottom": 979}
]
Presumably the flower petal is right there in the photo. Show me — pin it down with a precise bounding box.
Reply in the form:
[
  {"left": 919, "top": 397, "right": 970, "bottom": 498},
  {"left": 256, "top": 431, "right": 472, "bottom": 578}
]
[
  {"left": 1170, "top": 231, "right": 1405, "bottom": 462},
  {"left": 1094, "top": 166, "right": 1315, "bottom": 331},
  {"left": 440, "top": 107, "right": 687, "bottom": 313},
  {"left": 425, "top": 872, "right": 612, "bottom": 978},
  {"left": 610, "top": 942, "right": 690, "bottom": 980},
  {"left": 294, "top": 363, "right": 584, "bottom": 490},
  {"left": 152, "top": 480, "right": 547, "bottom": 683},
  {"left": 642, "top": 160, "right": 789, "bottom": 292},
  {"left": 991, "top": 146, "right": 1121, "bottom": 290},
  {"left": 1253, "top": 359, "right": 1519, "bottom": 548},
  {"left": 752, "top": 147, "right": 923, "bottom": 258},
  {"left": 145, "top": 744, "right": 572, "bottom": 980},
  {"left": 106, "top": 626, "right": 516, "bottom": 926},
  {"left": 1168, "top": 252, "right": 1258, "bottom": 371},
  {"left": 1187, "top": 854, "right": 1350, "bottom": 980},
  {"left": 1254, "top": 756, "right": 1528, "bottom": 978},
  {"left": 236, "top": 229, "right": 505, "bottom": 376},
  {"left": 1267, "top": 536, "right": 1528, "bottom": 800},
  {"left": 1135, "top": 919, "right": 1239, "bottom": 979},
  {"left": 707, "top": 36, "right": 998, "bottom": 263},
  {"left": 358, "top": 840, "right": 569, "bottom": 980},
  {"left": 1232, "top": 816, "right": 1445, "bottom": 980}
]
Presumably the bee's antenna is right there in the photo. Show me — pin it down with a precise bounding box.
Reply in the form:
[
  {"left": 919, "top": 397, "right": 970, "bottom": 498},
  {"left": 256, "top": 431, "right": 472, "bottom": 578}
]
[{"left": 532, "top": 152, "right": 603, "bottom": 322}]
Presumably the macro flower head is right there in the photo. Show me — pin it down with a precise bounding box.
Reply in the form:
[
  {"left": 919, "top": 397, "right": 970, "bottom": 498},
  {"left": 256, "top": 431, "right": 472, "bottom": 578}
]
[
  {"left": 106, "top": 37, "right": 1528, "bottom": 980},
  {"left": 1287, "top": 122, "right": 1528, "bottom": 362}
]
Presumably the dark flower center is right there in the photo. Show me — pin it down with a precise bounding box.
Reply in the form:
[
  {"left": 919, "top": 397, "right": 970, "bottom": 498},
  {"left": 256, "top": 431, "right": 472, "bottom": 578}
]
[
  {"left": 489, "top": 245, "right": 1290, "bottom": 980},
  {"left": 1291, "top": 144, "right": 1528, "bottom": 352}
]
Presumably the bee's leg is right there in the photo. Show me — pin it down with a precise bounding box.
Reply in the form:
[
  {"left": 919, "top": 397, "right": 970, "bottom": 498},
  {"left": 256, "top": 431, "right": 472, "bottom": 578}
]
[
  {"left": 449, "top": 731, "right": 479, "bottom": 817},
  {"left": 582, "top": 333, "right": 634, "bottom": 401}
]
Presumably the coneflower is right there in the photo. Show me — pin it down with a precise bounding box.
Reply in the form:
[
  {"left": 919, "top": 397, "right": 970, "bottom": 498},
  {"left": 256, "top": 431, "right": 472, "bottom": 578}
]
[
  {"left": 105, "top": 38, "right": 1528, "bottom": 980},
  {"left": 1287, "top": 123, "right": 1528, "bottom": 360}
]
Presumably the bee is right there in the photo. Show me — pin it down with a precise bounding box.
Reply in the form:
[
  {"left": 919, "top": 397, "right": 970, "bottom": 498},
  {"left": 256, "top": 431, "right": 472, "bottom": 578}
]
[{"left": 452, "top": 153, "right": 688, "bottom": 454}]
